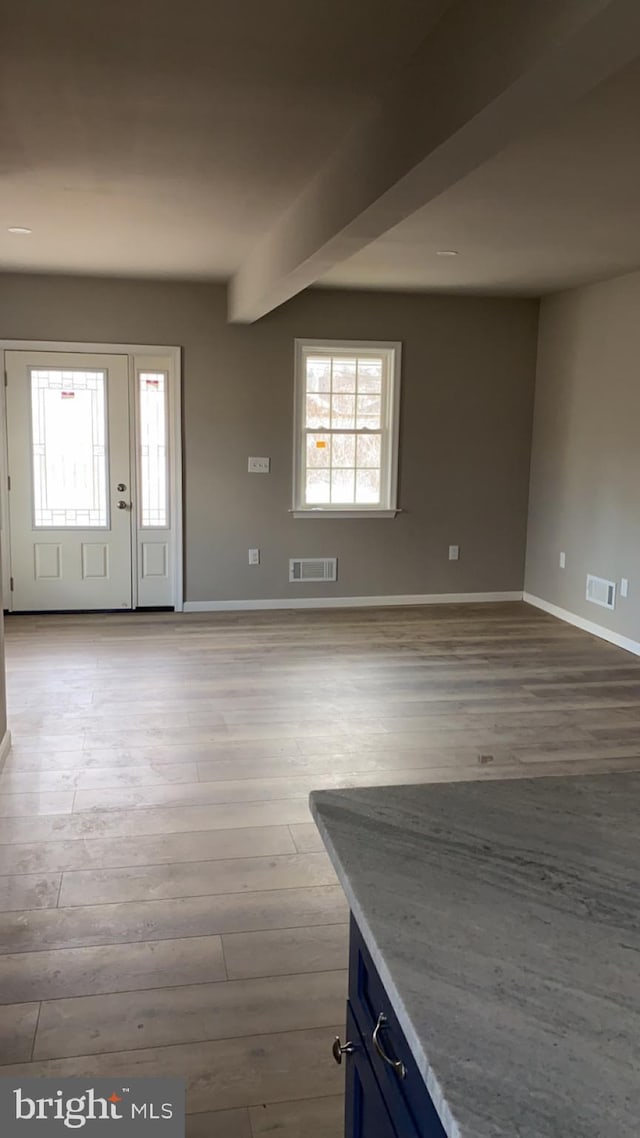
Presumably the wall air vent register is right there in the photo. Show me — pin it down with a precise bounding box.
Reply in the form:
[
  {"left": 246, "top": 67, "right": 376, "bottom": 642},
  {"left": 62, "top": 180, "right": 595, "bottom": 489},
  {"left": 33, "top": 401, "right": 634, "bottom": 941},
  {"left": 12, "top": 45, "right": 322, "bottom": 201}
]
[{"left": 289, "top": 558, "right": 337, "bottom": 583}]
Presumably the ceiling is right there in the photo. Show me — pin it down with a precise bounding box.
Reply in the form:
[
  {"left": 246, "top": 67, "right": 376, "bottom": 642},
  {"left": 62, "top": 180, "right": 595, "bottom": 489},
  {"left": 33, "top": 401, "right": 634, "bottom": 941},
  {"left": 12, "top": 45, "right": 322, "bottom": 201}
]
[
  {"left": 2, "top": 1, "right": 640, "bottom": 301},
  {"left": 319, "top": 57, "right": 640, "bottom": 296},
  {"left": 0, "top": 0, "right": 448, "bottom": 279}
]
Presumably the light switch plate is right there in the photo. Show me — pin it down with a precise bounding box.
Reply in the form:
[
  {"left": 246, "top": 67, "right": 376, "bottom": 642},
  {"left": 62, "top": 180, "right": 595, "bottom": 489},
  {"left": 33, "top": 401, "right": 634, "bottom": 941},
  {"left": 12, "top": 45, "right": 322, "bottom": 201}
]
[
  {"left": 248, "top": 457, "right": 270, "bottom": 474},
  {"left": 559, "top": 551, "right": 566, "bottom": 569},
  {"left": 620, "top": 577, "right": 629, "bottom": 598},
  {"left": 248, "top": 548, "right": 260, "bottom": 565},
  {"left": 448, "top": 545, "right": 459, "bottom": 561}
]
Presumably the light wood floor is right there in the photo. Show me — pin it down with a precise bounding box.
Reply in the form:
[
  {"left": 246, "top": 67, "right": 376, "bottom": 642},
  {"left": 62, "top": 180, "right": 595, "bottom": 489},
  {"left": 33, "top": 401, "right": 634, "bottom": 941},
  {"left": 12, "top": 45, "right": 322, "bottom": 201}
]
[{"left": 1, "top": 602, "right": 639, "bottom": 1136}]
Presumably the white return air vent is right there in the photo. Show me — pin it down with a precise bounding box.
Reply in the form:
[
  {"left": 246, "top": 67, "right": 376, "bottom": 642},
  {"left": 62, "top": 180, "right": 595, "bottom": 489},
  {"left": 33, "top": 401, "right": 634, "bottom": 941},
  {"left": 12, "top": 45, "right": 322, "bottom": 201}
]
[
  {"left": 586, "top": 574, "right": 616, "bottom": 610},
  {"left": 289, "top": 557, "right": 337, "bottom": 583}
]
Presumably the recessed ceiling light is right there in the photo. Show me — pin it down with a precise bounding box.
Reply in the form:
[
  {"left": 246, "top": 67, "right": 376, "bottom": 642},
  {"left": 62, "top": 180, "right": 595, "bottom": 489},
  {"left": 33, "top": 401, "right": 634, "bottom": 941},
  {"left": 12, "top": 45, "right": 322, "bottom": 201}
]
[
  {"left": 436, "top": 249, "right": 458, "bottom": 257},
  {"left": 7, "top": 226, "right": 32, "bottom": 235}
]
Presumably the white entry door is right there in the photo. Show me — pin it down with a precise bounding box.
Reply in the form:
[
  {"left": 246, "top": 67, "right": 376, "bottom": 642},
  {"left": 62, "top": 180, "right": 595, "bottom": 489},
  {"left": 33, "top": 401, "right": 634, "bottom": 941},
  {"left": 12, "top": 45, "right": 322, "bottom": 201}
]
[{"left": 6, "top": 351, "right": 134, "bottom": 611}]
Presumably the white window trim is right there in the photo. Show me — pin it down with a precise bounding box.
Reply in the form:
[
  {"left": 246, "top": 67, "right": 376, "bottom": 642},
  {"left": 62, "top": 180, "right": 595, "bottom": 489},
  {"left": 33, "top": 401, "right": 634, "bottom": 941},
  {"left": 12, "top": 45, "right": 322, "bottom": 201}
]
[{"left": 292, "top": 338, "right": 402, "bottom": 519}]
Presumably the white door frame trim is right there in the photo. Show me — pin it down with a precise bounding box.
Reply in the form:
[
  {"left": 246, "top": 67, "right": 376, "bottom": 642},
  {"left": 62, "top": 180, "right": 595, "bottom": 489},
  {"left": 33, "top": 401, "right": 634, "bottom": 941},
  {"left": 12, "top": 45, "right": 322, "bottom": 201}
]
[{"left": 0, "top": 339, "right": 183, "bottom": 612}]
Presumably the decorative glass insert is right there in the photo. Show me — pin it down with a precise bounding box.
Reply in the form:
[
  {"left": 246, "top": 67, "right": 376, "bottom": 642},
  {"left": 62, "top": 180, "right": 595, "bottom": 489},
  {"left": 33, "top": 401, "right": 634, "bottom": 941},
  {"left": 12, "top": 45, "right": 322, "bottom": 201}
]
[
  {"left": 303, "top": 355, "right": 384, "bottom": 506},
  {"left": 31, "top": 369, "right": 108, "bottom": 527},
  {"left": 139, "top": 372, "right": 168, "bottom": 528}
]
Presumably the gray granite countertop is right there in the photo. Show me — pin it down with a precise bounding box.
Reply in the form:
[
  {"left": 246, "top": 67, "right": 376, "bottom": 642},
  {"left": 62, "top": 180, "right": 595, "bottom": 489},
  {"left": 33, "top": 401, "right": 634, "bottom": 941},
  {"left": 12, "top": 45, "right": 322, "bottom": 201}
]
[{"left": 310, "top": 773, "right": 640, "bottom": 1138}]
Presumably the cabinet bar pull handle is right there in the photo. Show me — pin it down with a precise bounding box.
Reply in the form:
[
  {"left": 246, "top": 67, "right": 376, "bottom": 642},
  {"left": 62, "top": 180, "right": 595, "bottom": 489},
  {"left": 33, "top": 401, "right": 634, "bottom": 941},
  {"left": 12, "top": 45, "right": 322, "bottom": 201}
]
[{"left": 372, "top": 1013, "right": 407, "bottom": 1080}]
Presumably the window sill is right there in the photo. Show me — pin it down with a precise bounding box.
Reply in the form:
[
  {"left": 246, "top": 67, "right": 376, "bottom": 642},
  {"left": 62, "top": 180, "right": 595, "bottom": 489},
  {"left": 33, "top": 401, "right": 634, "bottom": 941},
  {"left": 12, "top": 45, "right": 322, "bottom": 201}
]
[{"left": 291, "top": 508, "right": 401, "bottom": 519}]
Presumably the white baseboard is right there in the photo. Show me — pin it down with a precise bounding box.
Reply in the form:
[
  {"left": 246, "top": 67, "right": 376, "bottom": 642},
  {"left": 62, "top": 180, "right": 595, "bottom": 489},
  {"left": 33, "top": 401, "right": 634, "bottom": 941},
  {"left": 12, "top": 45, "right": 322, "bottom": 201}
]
[
  {"left": 523, "top": 592, "right": 640, "bottom": 657},
  {"left": 184, "top": 591, "right": 523, "bottom": 613},
  {"left": 0, "top": 729, "right": 12, "bottom": 774}
]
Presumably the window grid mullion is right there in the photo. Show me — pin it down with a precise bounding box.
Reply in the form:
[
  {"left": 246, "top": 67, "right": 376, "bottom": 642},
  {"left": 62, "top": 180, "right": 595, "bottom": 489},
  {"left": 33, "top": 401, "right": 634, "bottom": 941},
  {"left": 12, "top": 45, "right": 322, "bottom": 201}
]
[{"left": 302, "top": 428, "right": 380, "bottom": 435}]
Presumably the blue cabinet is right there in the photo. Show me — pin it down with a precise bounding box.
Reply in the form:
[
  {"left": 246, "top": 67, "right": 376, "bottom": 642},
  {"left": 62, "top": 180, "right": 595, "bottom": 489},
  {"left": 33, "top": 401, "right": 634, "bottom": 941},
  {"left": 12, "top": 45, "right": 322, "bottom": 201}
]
[{"left": 340, "top": 916, "right": 447, "bottom": 1138}]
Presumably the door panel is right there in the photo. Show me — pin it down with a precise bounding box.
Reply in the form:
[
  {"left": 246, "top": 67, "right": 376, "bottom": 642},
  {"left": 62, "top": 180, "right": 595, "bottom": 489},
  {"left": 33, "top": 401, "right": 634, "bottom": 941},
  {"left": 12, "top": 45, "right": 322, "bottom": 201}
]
[
  {"left": 345, "top": 1003, "right": 399, "bottom": 1138},
  {"left": 6, "top": 351, "right": 133, "bottom": 611}
]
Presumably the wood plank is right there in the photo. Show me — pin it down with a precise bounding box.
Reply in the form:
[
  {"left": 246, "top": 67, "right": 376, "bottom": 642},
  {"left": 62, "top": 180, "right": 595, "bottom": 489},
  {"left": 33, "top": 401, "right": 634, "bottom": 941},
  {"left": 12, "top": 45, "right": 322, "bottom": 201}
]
[
  {"left": 0, "top": 799, "right": 312, "bottom": 845},
  {"left": 33, "top": 970, "right": 347, "bottom": 1059},
  {"left": 0, "top": 1002, "right": 40, "bottom": 1063},
  {"left": 249, "top": 1095, "right": 344, "bottom": 1137},
  {"left": 187, "top": 1109, "right": 251, "bottom": 1137},
  {"left": 0, "top": 825, "right": 297, "bottom": 876},
  {"left": 58, "top": 852, "right": 338, "bottom": 907},
  {"left": 0, "top": 886, "right": 349, "bottom": 953},
  {"left": 0, "top": 873, "right": 61, "bottom": 912},
  {"left": 0, "top": 935, "right": 226, "bottom": 1003},
  {"left": 222, "top": 924, "right": 349, "bottom": 981},
  {"left": 0, "top": 1025, "right": 345, "bottom": 1113}
]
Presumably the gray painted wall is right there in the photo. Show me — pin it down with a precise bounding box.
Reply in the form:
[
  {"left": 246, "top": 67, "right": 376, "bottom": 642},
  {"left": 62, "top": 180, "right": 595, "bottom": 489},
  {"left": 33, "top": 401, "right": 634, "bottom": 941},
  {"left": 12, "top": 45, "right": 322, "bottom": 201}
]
[
  {"left": 526, "top": 269, "right": 640, "bottom": 639},
  {"left": 0, "top": 274, "right": 538, "bottom": 603}
]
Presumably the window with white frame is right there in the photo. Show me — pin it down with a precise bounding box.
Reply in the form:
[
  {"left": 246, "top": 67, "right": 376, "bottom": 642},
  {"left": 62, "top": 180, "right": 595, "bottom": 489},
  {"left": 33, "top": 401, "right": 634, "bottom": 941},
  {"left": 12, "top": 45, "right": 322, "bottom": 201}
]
[{"left": 293, "top": 340, "right": 401, "bottom": 517}]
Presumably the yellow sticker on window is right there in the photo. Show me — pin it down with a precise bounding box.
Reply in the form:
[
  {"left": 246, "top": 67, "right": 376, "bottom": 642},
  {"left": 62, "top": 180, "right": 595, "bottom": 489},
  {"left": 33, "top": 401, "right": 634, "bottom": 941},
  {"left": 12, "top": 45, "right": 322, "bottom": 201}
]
[{"left": 316, "top": 440, "right": 327, "bottom": 448}]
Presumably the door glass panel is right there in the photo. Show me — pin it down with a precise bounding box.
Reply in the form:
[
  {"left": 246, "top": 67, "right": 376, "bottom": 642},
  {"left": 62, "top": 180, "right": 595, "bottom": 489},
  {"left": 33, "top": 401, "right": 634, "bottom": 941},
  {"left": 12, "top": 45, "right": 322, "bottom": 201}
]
[
  {"left": 139, "top": 372, "right": 168, "bottom": 528},
  {"left": 30, "top": 369, "right": 108, "bottom": 527}
]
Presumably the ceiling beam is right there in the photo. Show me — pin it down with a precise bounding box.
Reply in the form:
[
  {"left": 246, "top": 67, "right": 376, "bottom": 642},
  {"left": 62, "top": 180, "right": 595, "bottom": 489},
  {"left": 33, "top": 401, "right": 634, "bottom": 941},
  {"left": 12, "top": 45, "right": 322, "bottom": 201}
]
[{"left": 228, "top": 0, "right": 640, "bottom": 322}]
